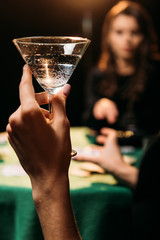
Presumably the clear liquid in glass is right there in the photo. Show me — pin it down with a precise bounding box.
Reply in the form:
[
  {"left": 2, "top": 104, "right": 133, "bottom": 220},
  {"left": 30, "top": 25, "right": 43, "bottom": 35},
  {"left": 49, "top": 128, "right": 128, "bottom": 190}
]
[{"left": 24, "top": 54, "right": 81, "bottom": 94}]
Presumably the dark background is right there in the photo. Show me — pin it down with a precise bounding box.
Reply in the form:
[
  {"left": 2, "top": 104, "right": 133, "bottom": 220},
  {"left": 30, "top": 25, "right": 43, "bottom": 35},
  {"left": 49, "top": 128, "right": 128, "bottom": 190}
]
[{"left": 1, "top": 0, "right": 160, "bottom": 131}]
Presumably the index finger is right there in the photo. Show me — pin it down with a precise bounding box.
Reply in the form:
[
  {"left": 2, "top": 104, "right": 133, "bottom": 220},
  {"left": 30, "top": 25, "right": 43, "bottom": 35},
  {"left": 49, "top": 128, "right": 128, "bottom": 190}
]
[{"left": 19, "top": 65, "right": 35, "bottom": 106}]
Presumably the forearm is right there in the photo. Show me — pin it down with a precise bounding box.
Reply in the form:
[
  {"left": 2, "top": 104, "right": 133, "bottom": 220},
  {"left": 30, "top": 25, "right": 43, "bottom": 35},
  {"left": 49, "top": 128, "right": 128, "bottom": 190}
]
[
  {"left": 112, "top": 163, "right": 139, "bottom": 188},
  {"left": 31, "top": 176, "right": 81, "bottom": 240}
]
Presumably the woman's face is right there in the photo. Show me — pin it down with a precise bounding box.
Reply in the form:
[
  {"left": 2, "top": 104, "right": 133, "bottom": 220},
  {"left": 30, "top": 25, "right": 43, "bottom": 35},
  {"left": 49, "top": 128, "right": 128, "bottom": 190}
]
[{"left": 107, "top": 14, "right": 144, "bottom": 60}]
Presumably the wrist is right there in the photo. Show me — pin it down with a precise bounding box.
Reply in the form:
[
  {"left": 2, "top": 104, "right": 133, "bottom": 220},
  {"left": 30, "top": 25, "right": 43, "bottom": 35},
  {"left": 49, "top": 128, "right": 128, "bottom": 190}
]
[
  {"left": 111, "top": 159, "right": 127, "bottom": 176},
  {"left": 31, "top": 174, "right": 70, "bottom": 205},
  {"left": 112, "top": 160, "right": 139, "bottom": 188},
  {"left": 30, "top": 176, "right": 81, "bottom": 240}
]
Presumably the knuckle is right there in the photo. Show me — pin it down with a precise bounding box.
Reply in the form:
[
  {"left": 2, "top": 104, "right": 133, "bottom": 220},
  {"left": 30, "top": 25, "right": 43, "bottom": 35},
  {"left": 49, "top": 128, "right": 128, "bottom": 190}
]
[
  {"left": 8, "top": 114, "right": 18, "bottom": 129},
  {"left": 112, "top": 130, "right": 118, "bottom": 138},
  {"left": 58, "top": 117, "right": 70, "bottom": 129},
  {"left": 21, "top": 104, "right": 40, "bottom": 122},
  {"left": 65, "top": 118, "right": 70, "bottom": 128},
  {"left": 62, "top": 117, "right": 70, "bottom": 128},
  {"left": 54, "top": 95, "right": 63, "bottom": 105}
]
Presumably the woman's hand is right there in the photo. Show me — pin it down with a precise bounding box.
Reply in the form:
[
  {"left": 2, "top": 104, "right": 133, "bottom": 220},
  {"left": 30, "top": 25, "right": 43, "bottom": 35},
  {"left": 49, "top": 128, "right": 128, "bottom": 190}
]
[
  {"left": 74, "top": 127, "right": 139, "bottom": 188},
  {"left": 74, "top": 128, "right": 123, "bottom": 173},
  {"left": 93, "top": 98, "right": 119, "bottom": 124},
  {"left": 6, "top": 65, "right": 72, "bottom": 187}
]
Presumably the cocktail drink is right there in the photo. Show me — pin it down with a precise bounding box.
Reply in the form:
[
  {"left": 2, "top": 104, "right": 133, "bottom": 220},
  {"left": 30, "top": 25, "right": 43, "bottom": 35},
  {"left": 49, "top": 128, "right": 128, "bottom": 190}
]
[{"left": 13, "top": 36, "right": 90, "bottom": 156}]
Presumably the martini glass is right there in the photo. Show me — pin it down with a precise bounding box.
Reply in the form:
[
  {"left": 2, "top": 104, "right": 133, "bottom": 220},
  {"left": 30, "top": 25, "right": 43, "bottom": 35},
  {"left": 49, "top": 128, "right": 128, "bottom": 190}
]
[{"left": 13, "top": 36, "right": 90, "bottom": 157}]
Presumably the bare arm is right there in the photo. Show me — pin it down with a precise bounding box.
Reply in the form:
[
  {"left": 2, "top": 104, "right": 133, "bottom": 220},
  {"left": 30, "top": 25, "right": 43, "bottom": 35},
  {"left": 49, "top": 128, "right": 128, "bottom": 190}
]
[
  {"left": 32, "top": 178, "right": 81, "bottom": 240},
  {"left": 111, "top": 159, "right": 139, "bottom": 188},
  {"left": 7, "top": 65, "right": 81, "bottom": 240}
]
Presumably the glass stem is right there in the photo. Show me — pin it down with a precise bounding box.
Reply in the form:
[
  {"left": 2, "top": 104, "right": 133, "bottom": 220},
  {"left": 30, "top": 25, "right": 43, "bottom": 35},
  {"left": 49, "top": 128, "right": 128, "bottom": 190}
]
[
  {"left": 48, "top": 93, "right": 53, "bottom": 119},
  {"left": 48, "top": 92, "right": 77, "bottom": 157}
]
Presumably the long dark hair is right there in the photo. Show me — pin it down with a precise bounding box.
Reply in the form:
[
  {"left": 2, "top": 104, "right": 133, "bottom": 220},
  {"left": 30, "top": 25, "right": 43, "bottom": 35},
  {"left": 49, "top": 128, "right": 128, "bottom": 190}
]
[{"left": 98, "top": 1, "right": 159, "bottom": 101}]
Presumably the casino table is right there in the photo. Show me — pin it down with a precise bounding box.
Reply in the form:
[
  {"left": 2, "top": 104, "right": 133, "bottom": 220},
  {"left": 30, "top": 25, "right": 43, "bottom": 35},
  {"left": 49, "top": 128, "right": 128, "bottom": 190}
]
[{"left": 0, "top": 127, "right": 143, "bottom": 240}]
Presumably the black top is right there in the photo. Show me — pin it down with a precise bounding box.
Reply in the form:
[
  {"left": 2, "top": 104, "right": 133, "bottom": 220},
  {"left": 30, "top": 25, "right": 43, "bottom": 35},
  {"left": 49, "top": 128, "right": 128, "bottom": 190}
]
[
  {"left": 83, "top": 61, "right": 160, "bottom": 135},
  {"left": 132, "top": 134, "right": 160, "bottom": 239}
]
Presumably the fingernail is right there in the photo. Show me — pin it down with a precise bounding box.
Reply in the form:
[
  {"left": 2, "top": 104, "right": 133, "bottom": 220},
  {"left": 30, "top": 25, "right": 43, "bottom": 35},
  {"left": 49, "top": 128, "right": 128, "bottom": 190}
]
[
  {"left": 23, "top": 64, "right": 28, "bottom": 71},
  {"left": 63, "top": 84, "right": 71, "bottom": 96}
]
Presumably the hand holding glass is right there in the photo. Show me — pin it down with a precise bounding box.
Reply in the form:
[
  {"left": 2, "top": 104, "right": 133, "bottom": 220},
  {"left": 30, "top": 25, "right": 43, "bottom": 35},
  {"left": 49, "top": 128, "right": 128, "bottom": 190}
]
[{"left": 13, "top": 36, "right": 90, "bottom": 157}]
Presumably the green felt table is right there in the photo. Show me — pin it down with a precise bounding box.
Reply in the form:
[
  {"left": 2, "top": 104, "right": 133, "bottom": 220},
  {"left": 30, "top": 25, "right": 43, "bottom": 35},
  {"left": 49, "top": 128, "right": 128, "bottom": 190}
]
[{"left": 0, "top": 127, "right": 143, "bottom": 240}]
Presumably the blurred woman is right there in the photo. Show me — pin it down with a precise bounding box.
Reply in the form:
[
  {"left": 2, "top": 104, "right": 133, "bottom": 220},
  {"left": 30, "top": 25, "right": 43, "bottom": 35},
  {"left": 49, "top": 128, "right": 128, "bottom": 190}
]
[{"left": 83, "top": 1, "right": 160, "bottom": 146}]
